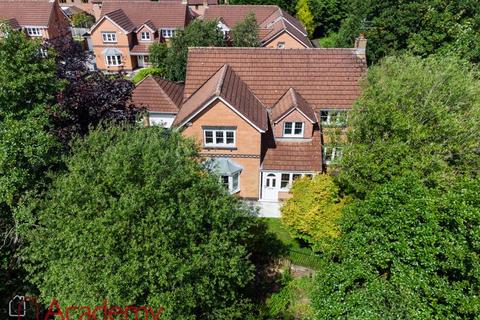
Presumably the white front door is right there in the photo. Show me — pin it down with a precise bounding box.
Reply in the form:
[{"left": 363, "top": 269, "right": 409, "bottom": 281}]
[
  {"left": 262, "top": 173, "right": 279, "bottom": 201},
  {"left": 137, "top": 55, "right": 145, "bottom": 67}
]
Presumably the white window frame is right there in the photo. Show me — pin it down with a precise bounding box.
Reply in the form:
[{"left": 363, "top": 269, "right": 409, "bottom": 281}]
[
  {"left": 203, "top": 129, "right": 236, "bottom": 148},
  {"left": 220, "top": 172, "right": 240, "bottom": 194},
  {"left": 26, "top": 27, "right": 42, "bottom": 37},
  {"left": 279, "top": 172, "right": 313, "bottom": 190},
  {"left": 140, "top": 31, "right": 151, "bottom": 41},
  {"left": 323, "top": 146, "right": 343, "bottom": 164},
  {"left": 161, "top": 29, "right": 175, "bottom": 38},
  {"left": 283, "top": 122, "right": 304, "bottom": 137},
  {"left": 320, "top": 110, "right": 348, "bottom": 126},
  {"left": 102, "top": 32, "right": 117, "bottom": 43},
  {"left": 105, "top": 55, "right": 122, "bottom": 66}
]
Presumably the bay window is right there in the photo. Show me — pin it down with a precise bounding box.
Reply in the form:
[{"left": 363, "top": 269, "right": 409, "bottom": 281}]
[{"left": 105, "top": 55, "right": 122, "bottom": 66}]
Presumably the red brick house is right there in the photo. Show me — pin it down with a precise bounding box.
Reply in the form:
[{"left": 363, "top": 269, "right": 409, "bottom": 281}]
[
  {"left": 0, "top": 0, "right": 71, "bottom": 41},
  {"left": 133, "top": 45, "right": 367, "bottom": 202},
  {"left": 203, "top": 5, "right": 313, "bottom": 48}
]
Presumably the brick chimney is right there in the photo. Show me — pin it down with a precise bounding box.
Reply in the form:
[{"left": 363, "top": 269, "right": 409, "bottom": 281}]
[{"left": 354, "top": 33, "right": 367, "bottom": 61}]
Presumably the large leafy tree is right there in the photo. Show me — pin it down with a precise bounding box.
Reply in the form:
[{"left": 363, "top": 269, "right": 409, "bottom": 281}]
[
  {"left": 231, "top": 12, "right": 261, "bottom": 47},
  {"left": 335, "top": 0, "right": 480, "bottom": 64},
  {"left": 295, "top": 0, "right": 315, "bottom": 37},
  {"left": 313, "top": 175, "right": 480, "bottom": 318},
  {"left": 281, "top": 175, "right": 344, "bottom": 252},
  {"left": 0, "top": 27, "right": 62, "bottom": 314},
  {"left": 22, "top": 125, "right": 277, "bottom": 319},
  {"left": 150, "top": 20, "right": 226, "bottom": 81},
  {"left": 338, "top": 55, "right": 480, "bottom": 198}
]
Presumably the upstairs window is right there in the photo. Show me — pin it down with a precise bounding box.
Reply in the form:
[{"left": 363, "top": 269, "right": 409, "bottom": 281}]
[
  {"left": 102, "top": 32, "right": 117, "bottom": 43},
  {"left": 320, "top": 110, "right": 348, "bottom": 126},
  {"left": 283, "top": 122, "right": 304, "bottom": 137},
  {"left": 161, "top": 29, "right": 175, "bottom": 38},
  {"left": 26, "top": 27, "right": 42, "bottom": 37},
  {"left": 323, "top": 146, "right": 343, "bottom": 164},
  {"left": 140, "top": 31, "right": 151, "bottom": 41},
  {"left": 204, "top": 128, "right": 236, "bottom": 148}
]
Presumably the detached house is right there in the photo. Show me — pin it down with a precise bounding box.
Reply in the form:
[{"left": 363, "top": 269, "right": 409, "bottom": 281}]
[
  {"left": 203, "top": 5, "right": 313, "bottom": 48},
  {"left": 0, "top": 0, "right": 71, "bottom": 41},
  {"left": 133, "top": 44, "right": 367, "bottom": 202},
  {"left": 90, "top": 0, "right": 193, "bottom": 72}
]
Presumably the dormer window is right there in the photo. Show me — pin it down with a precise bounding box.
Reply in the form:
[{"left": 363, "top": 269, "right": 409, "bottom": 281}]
[
  {"left": 161, "top": 29, "right": 175, "bottom": 38},
  {"left": 102, "top": 32, "right": 117, "bottom": 43},
  {"left": 140, "top": 31, "right": 151, "bottom": 41},
  {"left": 26, "top": 27, "right": 42, "bottom": 37},
  {"left": 283, "top": 122, "right": 304, "bottom": 137}
]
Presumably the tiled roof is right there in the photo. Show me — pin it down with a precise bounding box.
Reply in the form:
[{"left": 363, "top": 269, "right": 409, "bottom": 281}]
[
  {"left": 262, "top": 128, "right": 322, "bottom": 171},
  {"left": 204, "top": 5, "right": 312, "bottom": 47},
  {"left": 132, "top": 76, "right": 184, "bottom": 113},
  {"left": 130, "top": 43, "right": 151, "bottom": 54},
  {"left": 0, "top": 0, "right": 55, "bottom": 27},
  {"left": 175, "top": 64, "right": 268, "bottom": 132},
  {"left": 100, "top": 1, "right": 189, "bottom": 30},
  {"left": 185, "top": 48, "right": 367, "bottom": 111},
  {"left": 271, "top": 88, "right": 317, "bottom": 123},
  {"left": 105, "top": 8, "right": 135, "bottom": 32},
  {"left": 188, "top": 0, "right": 218, "bottom": 4},
  {"left": 2, "top": 18, "right": 21, "bottom": 30}
]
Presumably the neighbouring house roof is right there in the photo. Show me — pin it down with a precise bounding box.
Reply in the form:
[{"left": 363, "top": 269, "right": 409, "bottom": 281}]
[
  {"left": 99, "top": 1, "right": 190, "bottom": 31},
  {"left": 132, "top": 75, "right": 184, "bottom": 113},
  {"left": 0, "top": 0, "right": 56, "bottom": 27},
  {"left": 104, "top": 8, "right": 136, "bottom": 32},
  {"left": 203, "top": 5, "right": 312, "bottom": 48},
  {"left": 1, "top": 18, "right": 21, "bottom": 30},
  {"left": 271, "top": 88, "right": 317, "bottom": 124},
  {"left": 188, "top": 0, "right": 218, "bottom": 5},
  {"left": 262, "top": 129, "right": 322, "bottom": 171},
  {"left": 185, "top": 48, "right": 367, "bottom": 111},
  {"left": 174, "top": 64, "right": 268, "bottom": 132}
]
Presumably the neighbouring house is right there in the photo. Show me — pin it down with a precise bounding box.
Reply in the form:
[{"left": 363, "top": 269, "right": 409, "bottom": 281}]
[
  {"left": 133, "top": 43, "right": 367, "bottom": 202},
  {"left": 187, "top": 0, "right": 218, "bottom": 16},
  {"left": 89, "top": 0, "right": 193, "bottom": 72},
  {"left": 203, "top": 5, "right": 313, "bottom": 48},
  {"left": 132, "top": 75, "right": 184, "bottom": 127},
  {"left": 0, "top": 0, "right": 71, "bottom": 41},
  {"left": 58, "top": 0, "right": 102, "bottom": 20}
]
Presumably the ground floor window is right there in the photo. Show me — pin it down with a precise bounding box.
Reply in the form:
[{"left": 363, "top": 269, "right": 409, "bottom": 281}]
[
  {"left": 279, "top": 172, "right": 313, "bottom": 189},
  {"left": 105, "top": 55, "right": 122, "bottom": 66},
  {"left": 220, "top": 172, "right": 240, "bottom": 194}
]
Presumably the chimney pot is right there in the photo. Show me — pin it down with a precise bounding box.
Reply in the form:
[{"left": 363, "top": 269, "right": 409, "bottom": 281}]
[{"left": 355, "top": 33, "right": 367, "bottom": 61}]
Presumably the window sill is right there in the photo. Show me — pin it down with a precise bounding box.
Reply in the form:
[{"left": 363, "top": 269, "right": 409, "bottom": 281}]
[{"left": 203, "top": 146, "right": 237, "bottom": 151}]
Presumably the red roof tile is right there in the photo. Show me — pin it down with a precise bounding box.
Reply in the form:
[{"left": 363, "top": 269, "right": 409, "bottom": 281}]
[
  {"left": 175, "top": 64, "right": 268, "bottom": 131},
  {"left": 262, "top": 128, "right": 322, "bottom": 171},
  {"left": 0, "top": 0, "right": 55, "bottom": 27},
  {"left": 185, "top": 48, "right": 367, "bottom": 111},
  {"left": 132, "top": 76, "right": 184, "bottom": 113},
  {"left": 271, "top": 88, "right": 317, "bottom": 123}
]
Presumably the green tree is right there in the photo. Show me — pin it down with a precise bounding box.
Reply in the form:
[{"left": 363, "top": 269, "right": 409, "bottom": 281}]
[
  {"left": 309, "top": 0, "right": 347, "bottom": 37},
  {"left": 295, "top": 0, "right": 315, "bottom": 37},
  {"left": 150, "top": 20, "right": 226, "bottom": 81},
  {"left": 0, "top": 26, "right": 61, "bottom": 313},
  {"left": 148, "top": 42, "right": 168, "bottom": 73},
  {"left": 228, "top": 0, "right": 297, "bottom": 14},
  {"left": 281, "top": 175, "right": 344, "bottom": 252},
  {"left": 22, "top": 125, "right": 276, "bottom": 319},
  {"left": 335, "top": 0, "right": 480, "bottom": 64},
  {"left": 71, "top": 12, "right": 95, "bottom": 28},
  {"left": 313, "top": 175, "right": 480, "bottom": 318},
  {"left": 231, "top": 12, "right": 261, "bottom": 47},
  {"left": 338, "top": 55, "right": 480, "bottom": 198}
]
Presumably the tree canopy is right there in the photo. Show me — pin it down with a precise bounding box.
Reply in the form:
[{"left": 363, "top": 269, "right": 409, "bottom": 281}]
[
  {"left": 337, "top": 54, "right": 480, "bottom": 198},
  {"left": 22, "top": 125, "right": 276, "bottom": 319},
  {"left": 149, "top": 20, "right": 226, "bottom": 81},
  {"left": 231, "top": 12, "right": 261, "bottom": 47},
  {"left": 295, "top": 0, "right": 315, "bottom": 38}
]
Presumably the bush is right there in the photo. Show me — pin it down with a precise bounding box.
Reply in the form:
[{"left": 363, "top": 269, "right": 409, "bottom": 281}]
[
  {"left": 281, "top": 175, "right": 345, "bottom": 252},
  {"left": 71, "top": 12, "right": 95, "bottom": 28},
  {"left": 131, "top": 67, "right": 163, "bottom": 84}
]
